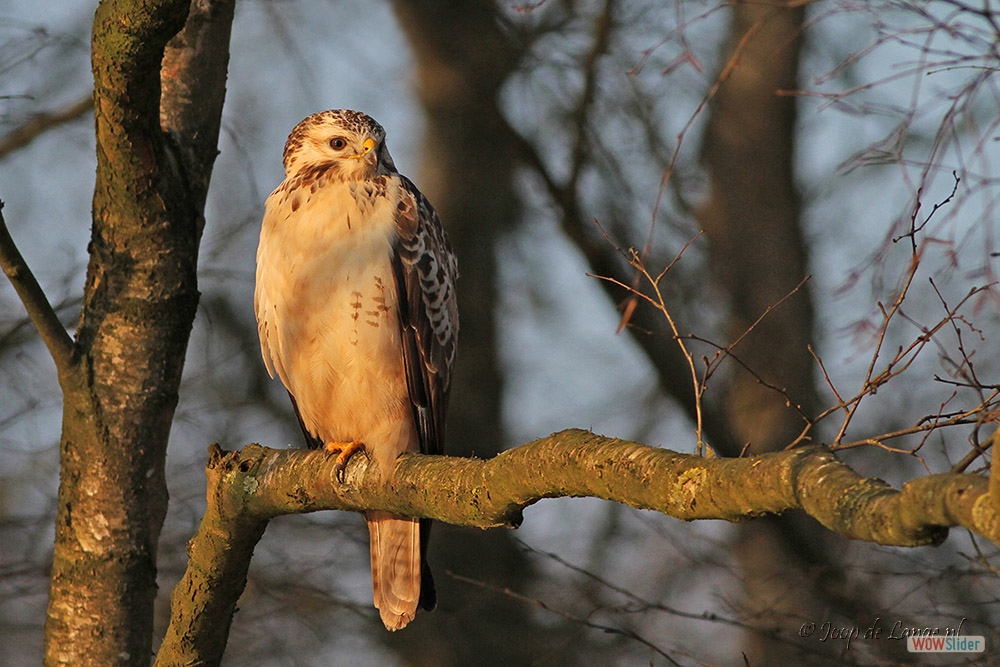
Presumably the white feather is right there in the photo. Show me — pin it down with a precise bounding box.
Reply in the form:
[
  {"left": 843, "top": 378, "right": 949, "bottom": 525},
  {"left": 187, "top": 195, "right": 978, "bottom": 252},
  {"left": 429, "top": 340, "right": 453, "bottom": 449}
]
[{"left": 254, "top": 175, "right": 416, "bottom": 475}]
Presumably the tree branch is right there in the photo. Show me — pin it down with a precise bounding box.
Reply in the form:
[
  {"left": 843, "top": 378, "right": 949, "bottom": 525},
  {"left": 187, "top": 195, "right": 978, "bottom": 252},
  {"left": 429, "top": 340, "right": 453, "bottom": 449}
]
[
  {"left": 160, "top": 0, "right": 236, "bottom": 216},
  {"left": 0, "top": 94, "right": 93, "bottom": 160},
  {"left": 156, "top": 428, "right": 998, "bottom": 665},
  {"left": 500, "top": 116, "right": 740, "bottom": 456},
  {"left": 0, "top": 201, "right": 76, "bottom": 376},
  {"left": 43, "top": 0, "right": 225, "bottom": 664}
]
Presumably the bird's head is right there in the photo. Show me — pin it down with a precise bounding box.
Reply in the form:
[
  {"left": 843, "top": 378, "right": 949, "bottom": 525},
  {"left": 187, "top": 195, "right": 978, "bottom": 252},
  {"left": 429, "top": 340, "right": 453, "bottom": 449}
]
[{"left": 281, "top": 109, "right": 397, "bottom": 181}]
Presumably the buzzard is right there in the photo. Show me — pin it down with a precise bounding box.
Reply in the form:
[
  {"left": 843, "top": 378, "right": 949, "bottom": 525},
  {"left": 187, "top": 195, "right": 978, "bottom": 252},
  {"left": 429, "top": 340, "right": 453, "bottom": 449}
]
[{"left": 254, "top": 109, "right": 458, "bottom": 630}]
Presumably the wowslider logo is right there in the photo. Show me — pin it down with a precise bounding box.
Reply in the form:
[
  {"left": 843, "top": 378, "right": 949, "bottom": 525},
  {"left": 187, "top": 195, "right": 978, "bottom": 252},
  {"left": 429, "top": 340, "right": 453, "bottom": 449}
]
[{"left": 907, "top": 635, "right": 985, "bottom": 653}]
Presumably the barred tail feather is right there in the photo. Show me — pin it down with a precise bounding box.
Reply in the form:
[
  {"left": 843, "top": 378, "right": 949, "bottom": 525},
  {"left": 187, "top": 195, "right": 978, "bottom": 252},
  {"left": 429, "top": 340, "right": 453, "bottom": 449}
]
[{"left": 366, "top": 511, "right": 423, "bottom": 631}]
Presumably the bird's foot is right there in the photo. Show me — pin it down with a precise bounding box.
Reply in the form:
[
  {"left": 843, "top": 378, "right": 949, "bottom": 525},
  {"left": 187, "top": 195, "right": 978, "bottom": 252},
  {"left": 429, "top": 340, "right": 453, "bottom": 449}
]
[{"left": 324, "top": 439, "right": 366, "bottom": 482}]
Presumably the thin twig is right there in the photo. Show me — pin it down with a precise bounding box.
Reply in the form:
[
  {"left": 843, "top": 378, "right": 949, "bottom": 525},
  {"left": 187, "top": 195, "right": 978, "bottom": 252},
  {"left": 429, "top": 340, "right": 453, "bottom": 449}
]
[
  {"left": 952, "top": 422, "right": 998, "bottom": 474},
  {"left": 618, "top": 12, "right": 775, "bottom": 334},
  {"left": 446, "top": 570, "right": 685, "bottom": 666},
  {"left": 619, "top": 238, "right": 708, "bottom": 453}
]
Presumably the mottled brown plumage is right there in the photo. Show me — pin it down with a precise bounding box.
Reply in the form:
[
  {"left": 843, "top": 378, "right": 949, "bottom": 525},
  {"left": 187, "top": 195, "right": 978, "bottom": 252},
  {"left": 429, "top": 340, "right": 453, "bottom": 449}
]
[{"left": 254, "top": 109, "right": 458, "bottom": 630}]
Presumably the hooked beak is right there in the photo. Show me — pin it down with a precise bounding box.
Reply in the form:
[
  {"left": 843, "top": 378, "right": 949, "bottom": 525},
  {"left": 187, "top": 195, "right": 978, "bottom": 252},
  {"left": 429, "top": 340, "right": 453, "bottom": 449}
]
[{"left": 349, "top": 137, "right": 378, "bottom": 165}]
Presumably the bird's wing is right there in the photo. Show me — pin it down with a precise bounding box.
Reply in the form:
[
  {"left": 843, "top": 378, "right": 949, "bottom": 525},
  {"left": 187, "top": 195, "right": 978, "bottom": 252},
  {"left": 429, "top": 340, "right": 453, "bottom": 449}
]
[
  {"left": 255, "top": 186, "right": 325, "bottom": 450},
  {"left": 254, "top": 191, "right": 280, "bottom": 380},
  {"left": 390, "top": 176, "right": 459, "bottom": 457}
]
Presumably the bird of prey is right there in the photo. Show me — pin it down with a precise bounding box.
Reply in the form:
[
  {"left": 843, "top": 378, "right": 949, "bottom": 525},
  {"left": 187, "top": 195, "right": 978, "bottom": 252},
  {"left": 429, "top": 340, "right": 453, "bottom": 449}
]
[{"left": 254, "top": 109, "right": 458, "bottom": 631}]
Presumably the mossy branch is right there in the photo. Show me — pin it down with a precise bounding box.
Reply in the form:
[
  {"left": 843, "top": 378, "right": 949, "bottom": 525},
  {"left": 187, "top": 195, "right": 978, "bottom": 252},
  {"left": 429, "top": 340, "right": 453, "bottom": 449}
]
[{"left": 155, "top": 427, "right": 999, "bottom": 666}]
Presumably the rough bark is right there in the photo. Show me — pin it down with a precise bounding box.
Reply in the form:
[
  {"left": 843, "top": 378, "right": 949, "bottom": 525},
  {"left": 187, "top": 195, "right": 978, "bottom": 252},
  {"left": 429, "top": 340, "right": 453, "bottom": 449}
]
[
  {"left": 154, "top": 445, "right": 267, "bottom": 667},
  {"left": 153, "top": 428, "right": 999, "bottom": 666},
  {"left": 7, "top": 1, "right": 235, "bottom": 665},
  {"left": 160, "top": 0, "right": 235, "bottom": 213}
]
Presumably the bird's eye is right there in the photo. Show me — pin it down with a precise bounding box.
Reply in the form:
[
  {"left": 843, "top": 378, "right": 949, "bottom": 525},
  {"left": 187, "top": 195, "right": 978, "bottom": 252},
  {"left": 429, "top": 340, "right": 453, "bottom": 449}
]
[{"left": 329, "top": 137, "right": 348, "bottom": 150}]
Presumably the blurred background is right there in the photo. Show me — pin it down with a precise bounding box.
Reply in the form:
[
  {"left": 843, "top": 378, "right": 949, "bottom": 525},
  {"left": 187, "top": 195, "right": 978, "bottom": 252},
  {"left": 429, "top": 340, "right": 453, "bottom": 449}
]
[{"left": 2, "top": 1, "right": 999, "bottom": 665}]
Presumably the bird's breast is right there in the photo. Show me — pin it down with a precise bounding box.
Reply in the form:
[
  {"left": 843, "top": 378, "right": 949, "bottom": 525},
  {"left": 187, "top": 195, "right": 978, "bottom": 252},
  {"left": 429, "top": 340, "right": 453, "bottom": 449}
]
[{"left": 256, "top": 178, "right": 408, "bottom": 444}]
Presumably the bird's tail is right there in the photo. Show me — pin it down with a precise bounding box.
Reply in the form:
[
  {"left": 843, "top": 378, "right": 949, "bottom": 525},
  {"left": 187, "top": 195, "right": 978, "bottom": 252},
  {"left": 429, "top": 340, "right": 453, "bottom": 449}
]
[{"left": 366, "top": 511, "right": 434, "bottom": 631}]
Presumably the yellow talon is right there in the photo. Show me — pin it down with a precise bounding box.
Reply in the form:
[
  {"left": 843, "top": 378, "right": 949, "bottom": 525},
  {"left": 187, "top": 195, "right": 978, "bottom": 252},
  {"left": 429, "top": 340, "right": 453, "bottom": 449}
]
[{"left": 324, "top": 439, "right": 366, "bottom": 482}]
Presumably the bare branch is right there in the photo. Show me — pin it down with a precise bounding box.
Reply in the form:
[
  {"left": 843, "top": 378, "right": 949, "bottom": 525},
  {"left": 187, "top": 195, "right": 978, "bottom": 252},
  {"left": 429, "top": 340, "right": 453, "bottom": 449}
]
[
  {"left": 447, "top": 570, "right": 685, "bottom": 666},
  {"left": 952, "top": 423, "right": 998, "bottom": 474},
  {"left": 0, "top": 202, "right": 76, "bottom": 376},
  {"left": 156, "top": 428, "right": 999, "bottom": 665},
  {"left": 893, "top": 171, "right": 961, "bottom": 248},
  {"left": 0, "top": 95, "right": 93, "bottom": 160},
  {"left": 504, "top": 113, "right": 740, "bottom": 454}
]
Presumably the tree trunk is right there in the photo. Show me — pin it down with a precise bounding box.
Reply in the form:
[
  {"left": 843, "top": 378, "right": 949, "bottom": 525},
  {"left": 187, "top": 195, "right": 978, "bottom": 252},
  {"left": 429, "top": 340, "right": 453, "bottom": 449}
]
[
  {"left": 41, "top": 1, "right": 232, "bottom": 664},
  {"left": 387, "top": 2, "right": 569, "bottom": 665},
  {"left": 695, "top": 2, "right": 840, "bottom": 663},
  {"left": 698, "top": 0, "right": 816, "bottom": 448}
]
